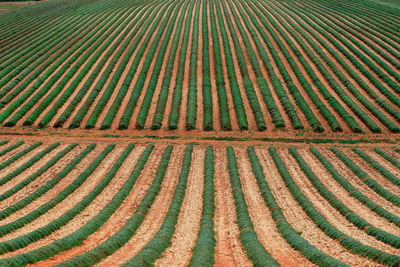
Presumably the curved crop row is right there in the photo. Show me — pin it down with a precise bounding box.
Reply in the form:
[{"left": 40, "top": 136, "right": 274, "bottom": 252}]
[
  {"left": 0, "top": 141, "right": 24, "bottom": 157},
  {"left": 189, "top": 146, "right": 216, "bottom": 266},
  {"left": 310, "top": 147, "right": 400, "bottom": 228},
  {"left": 330, "top": 147, "right": 400, "bottom": 207},
  {"left": 352, "top": 148, "right": 400, "bottom": 187},
  {"left": 56, "top": 144, "right": 169, "bottom": 266},
  {"left": 0, "top": 141, "right": 42, "bottom": 171},
  {"left": 0, "top": 143, "right": 96, "bottom": 221},
  {"left": 290, "top": 147, "right": 400, "bottom": 249},
  {"left": 226, "top": 146, "right": 278, "bottom": 266},
  {"left": 0, "top": 143, "right": 77, "bottom": 203},
  {"left": 0, "top": 142, "right": 61, "bottom": 188},
  {"left": 247, "top": 146, "right": 348, "bottom": 266},
  {"left": 122, "top": 144, "right": 193, "bottom": 266},
  {"left": 0, "top": 143, "right": 132, "bottom": 253},
  {"left": 269, "top": 147, "right": 400, "bottom": 266},
  {"left": 374, "top": 148, "right": 400, "bottom": 170}
]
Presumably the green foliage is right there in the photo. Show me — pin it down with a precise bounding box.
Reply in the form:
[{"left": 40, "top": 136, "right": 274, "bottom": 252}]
[{"left": 226, "top": 146, "right": 279, "bottom": 266}]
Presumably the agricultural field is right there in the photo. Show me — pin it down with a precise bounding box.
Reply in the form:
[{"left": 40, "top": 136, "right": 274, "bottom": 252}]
[
  {"left": 0, "top": 0, "right": 399, "bottom": 134},
  {"left": 0, "top": 0, "right": 400, "bottom": 265},
  {"left": 0, "top": 139, "right": 397, "bottom": 265}
]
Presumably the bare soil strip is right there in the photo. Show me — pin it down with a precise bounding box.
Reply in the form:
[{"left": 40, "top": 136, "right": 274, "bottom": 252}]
[
  {"left": 155, "top": 146, "right": 204, "bottom": 266},
  {"left": 213, "top": 146, "right": 251, "bottom": 266}
]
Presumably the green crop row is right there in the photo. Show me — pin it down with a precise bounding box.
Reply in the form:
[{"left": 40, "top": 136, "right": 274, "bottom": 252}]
[
  {"left": 302, "top": 1, "right": 400, "bottom": 65},
  {"left": 276, "top": 0, "right": 400, "bottom": 104},
  {"left": 189, "top": 146, "right": 216, "bottom": 266},
  {"left": 247, "top": 147, "right": 348, "bottom": 266},
  {"left": 310, "top": 147, "right": 400, "bottom": 228},
  {"left": 290, "top": 0, "right": 400, "bottom": 86},
  {"left": 260, "top": 0, "right": 399, "bottom": 133},
  {"left": 0, "top": 141, "right": 42, "bottom": 171},
  {"left": 0, "top": 144, "right": 157, "bottom": 266},
  {"left": 283, "top": 0, "right": 400, "bottom": 94},
  {"left": 0, "top": 13, "right": 94, "bottom": 106},
  {"left": 0, "top": 12, "right": 102, "bottom": 108},
  {"left": 353, "top": 148, "right": 400, "bottom": 187},
  {"left": 0, "top": 143, "right": 77, "bottom": 205},
  {"left": 216, "top": 0, "right": 266, "bottom": 131},
  {"left": 136, "top": 0, "right": 194, "bottom": 130},
  {"left": 57, "top": 145, "right": 168, "bottom": 266},
  {"left": 0, "top": 143, "right": 96, "bottom": 221},
  {"left": 0, "top": 140, "right": 24, "bottom": 157},
  {"left": 60, "top": 0, "right": 165, "bottom": 129},
  {"left": 269, "top": 147, "right": 400, "bottom": 266},
  {"left": 114, "top": 0, "right": 183, "bottom": 130},
  {"left": 38, "top": 1, "right": 155, "bottom": 128},
  {"left": 330, "top": 147, "right": 400, "bottom": 207},
  {"left": 184, "top": 0, "right": 201, "bottom": 130},
  {"left": 227, "top": 0, "right": 285, "bottom": 129},
  {"left": 208, "top": 0, "right": 232, "bottom": 130},
  {"left": 166, "top": 0, "right": 196, "bottom": 130},
  {"left": 5, "top": 5, "right": 133, "bottom": 127},
  {"left": 290, "top": 147, "right": 400, "bottom": 249},
  {"left": 374, "top": 148, "right": 400, "bottom": 170},
  {"left": 92, "top": 0, "right": 179, "bottom": 130},
  {"left": 0, "top": 142, "right": 60, "bottom": 188},
  {"left": 122, "top": 144, "right": 193, "bottom": 266},
  {"left": 100, "top": 0, "right": 177, "bottom": 130},
  {"left": 23, "top": 2, "right": 147, "bottom": 127},
  {"left": 201, "top": 0, "right": 213, "bottom": 131},
  {"left": 0, "top": 144, "right": 132, "bottom": 254},
  {"left": 0, "top": 14, "right": 105, "bottom": 124},
  {"left": 226, "top": 146, "right": 279, "bottom": 266}
]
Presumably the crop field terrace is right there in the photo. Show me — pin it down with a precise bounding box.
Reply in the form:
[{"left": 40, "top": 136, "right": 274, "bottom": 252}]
[{"left": 0, "top": 0, "right": 399, "bottom": 265}]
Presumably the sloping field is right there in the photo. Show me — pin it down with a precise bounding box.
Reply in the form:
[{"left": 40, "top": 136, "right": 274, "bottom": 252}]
[
  {"left": 0, "top": 139, "right": 398, "bottom": 265},
  {"left": 0, "top": 0, "right": 399, "bottom": 133}
]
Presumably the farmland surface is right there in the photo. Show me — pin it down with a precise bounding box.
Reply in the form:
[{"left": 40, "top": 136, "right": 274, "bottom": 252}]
[
  {"left": 0, "top": 139, "right": 398, "bottom": 266},
  {"left": 0, "top": 0, "right": 400, "bottom": 265},
  {"left": 0, "top": 0, "right": 399, "bottom": 134}
]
